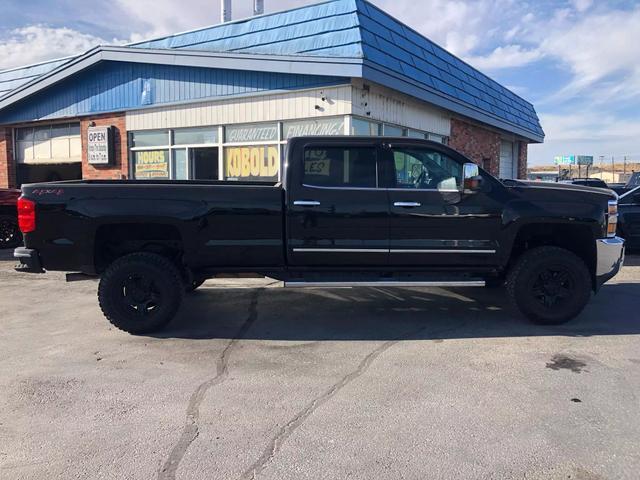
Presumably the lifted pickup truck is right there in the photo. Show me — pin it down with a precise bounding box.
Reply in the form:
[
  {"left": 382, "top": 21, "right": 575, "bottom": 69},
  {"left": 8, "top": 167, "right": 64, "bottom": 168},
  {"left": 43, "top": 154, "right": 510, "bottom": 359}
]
[{"left": 15, "top": 137, "right": 624, "bottom": 333}]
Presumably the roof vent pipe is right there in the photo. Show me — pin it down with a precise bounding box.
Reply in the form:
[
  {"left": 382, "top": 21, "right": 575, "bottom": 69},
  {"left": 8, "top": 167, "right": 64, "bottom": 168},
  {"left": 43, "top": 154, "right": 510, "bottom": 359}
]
[
  {"left": 221, "top": 0, "right": 232, "bottom": 22},
  {"left": 254, "top": 0, "right": 264, "bottom": 15}
]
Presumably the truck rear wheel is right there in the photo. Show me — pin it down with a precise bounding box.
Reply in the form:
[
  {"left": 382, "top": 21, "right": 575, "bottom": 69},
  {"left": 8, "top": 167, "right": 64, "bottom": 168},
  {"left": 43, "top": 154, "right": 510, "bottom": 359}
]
[
  {"left": 506, "top": 246, "right": 591, "bottom": 325},
  {"left": 98, "top": 252, "right": 184, "bottom": 334}
]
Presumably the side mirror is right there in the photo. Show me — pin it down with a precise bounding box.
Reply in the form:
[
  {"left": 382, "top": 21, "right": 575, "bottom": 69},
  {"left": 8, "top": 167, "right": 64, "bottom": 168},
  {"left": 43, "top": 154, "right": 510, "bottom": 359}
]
[{"left": 462, "top": 162, "right": 483, "bottom": 194}]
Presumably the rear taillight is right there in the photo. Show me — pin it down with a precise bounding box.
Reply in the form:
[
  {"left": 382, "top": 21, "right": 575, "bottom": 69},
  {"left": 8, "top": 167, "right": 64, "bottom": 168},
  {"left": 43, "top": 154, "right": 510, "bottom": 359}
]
[{"left": 17, "top": 197, "right": 36, "bottom": 233}]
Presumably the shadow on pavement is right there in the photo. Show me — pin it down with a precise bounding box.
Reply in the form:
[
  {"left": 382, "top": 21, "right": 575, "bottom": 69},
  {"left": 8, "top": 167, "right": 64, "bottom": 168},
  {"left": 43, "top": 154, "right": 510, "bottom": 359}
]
[{"left": 157, "top": 280, "right": 640, "bottom": 341}]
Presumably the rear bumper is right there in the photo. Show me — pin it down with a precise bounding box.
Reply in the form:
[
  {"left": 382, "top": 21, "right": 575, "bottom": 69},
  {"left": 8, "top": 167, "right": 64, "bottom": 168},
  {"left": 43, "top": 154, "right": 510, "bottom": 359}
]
[
  {"left": 595, "top": 236, "right": 625, "bottom": 289},
  {"left": 14, "top": 247, "right": 44, "bottom": 273}
]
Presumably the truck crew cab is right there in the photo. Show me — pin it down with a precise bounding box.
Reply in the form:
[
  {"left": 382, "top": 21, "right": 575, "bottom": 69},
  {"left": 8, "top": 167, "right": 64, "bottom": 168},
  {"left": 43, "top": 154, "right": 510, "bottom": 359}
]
[{"left": 15, "top": 137, "right": 625, "bottom": 334}]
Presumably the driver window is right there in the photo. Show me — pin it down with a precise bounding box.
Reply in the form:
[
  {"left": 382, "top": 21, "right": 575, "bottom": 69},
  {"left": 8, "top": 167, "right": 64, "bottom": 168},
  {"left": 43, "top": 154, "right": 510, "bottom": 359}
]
[{"left": 392, "top": 148, "right": 462, "bottom": 191}]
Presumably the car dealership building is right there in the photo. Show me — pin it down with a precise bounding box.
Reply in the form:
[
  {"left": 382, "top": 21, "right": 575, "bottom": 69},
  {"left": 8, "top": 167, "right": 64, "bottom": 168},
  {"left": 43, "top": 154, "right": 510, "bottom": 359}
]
[{"left": 0, "top": 0, "right": 544, "bottom": 189}]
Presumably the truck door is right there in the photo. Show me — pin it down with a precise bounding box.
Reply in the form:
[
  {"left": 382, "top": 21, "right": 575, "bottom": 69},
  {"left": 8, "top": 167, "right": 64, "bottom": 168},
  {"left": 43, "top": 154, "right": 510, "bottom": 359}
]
[
  {"left": 286, "top": 140, "right": 389, "bottom": 266},
  {"left": 384, "top": 143, "right": 503, "bottom": 267}
]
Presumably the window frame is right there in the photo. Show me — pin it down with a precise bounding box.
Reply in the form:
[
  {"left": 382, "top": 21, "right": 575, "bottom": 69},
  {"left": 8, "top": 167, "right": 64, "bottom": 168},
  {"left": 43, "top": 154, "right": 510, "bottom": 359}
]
[
  {"left": 383, "top": 142, "right": 467, "bottom": 192},
  {"left": 300, "top": 143, "right": 382, "bottom": 191}
]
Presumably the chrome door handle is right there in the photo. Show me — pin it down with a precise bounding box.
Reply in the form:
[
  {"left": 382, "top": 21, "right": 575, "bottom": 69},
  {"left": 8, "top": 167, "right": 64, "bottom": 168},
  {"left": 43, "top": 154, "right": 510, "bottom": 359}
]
[
  {"left": 394, "top": 201, "right": 421, "bottom": 208},
  {"left": 294, "top": 200, "right": 321, "bottom": 206}
]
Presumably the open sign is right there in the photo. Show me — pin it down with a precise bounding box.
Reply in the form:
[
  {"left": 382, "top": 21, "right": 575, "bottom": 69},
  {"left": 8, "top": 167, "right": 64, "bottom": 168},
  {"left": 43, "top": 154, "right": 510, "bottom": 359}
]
[{"left": 87, "top": 126, "right": 115, "bottom": 165}]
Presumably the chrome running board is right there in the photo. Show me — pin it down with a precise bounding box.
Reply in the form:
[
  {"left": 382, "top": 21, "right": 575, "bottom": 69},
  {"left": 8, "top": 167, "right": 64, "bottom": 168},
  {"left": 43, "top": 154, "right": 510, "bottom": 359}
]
[{"left": 284, "top": 280, "right": 485, "bottom": 288}]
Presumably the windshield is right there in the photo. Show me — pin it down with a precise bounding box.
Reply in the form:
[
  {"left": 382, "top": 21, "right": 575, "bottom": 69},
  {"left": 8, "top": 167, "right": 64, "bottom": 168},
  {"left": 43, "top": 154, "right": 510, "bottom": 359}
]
[{"left": 627, "top": 172, "right": 640, "bottom": 187}]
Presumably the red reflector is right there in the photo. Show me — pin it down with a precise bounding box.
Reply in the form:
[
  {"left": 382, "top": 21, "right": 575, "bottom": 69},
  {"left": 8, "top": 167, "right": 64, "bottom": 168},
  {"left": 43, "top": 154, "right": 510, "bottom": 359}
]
[{"left": 17, "top": 197, "right": 36, "bottom": 233}]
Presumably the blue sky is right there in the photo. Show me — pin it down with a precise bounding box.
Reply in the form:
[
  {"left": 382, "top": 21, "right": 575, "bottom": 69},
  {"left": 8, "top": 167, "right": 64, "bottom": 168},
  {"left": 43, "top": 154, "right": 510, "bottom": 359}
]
[{"left": 1, "top": 0, "right": 639, "bottom": 166}]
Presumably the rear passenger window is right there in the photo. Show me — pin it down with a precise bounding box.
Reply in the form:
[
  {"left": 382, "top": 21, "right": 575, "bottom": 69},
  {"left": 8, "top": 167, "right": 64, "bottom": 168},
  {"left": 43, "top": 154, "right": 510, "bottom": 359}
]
[{"left": 303, "top": 147, "right": 377, "bottom": 188}]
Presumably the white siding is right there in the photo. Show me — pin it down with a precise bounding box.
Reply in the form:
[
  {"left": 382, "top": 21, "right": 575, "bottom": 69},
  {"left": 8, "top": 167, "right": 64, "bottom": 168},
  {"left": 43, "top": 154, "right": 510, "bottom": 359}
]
[
  {"left": 351, "top": 83, "right": 450, "bottom": 136},
  {"left": 126, "top": 86, "right": 353, "bottom": 131}
]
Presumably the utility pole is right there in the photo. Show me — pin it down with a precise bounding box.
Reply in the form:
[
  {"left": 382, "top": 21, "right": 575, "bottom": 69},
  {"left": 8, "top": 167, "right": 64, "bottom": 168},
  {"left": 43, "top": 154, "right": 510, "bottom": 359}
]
[
  {"left": 612, "top": 156, "right": 615, "bottom": 183},
  {"left": 599, "top": 155, "right": 605, "bottom": 179},
  {"left": 624, "top": 156, "right": 627, "bottom": 177}
]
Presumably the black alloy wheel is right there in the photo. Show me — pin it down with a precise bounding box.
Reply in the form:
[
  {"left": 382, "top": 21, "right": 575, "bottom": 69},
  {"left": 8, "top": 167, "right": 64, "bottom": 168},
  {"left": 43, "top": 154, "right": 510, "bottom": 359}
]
[
  {"left": 507, "top": 246, "right": 592, "bottom": 325},
  {"left": 530, "top": 266, "right": 574, "bottom": 308},
  {"left": 98, "top": 252, "right": 184, "bottom": 334}
]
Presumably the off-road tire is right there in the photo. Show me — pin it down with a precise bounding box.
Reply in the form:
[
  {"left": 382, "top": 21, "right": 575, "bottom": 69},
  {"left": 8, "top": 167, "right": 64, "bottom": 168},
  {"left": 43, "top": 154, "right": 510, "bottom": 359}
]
[
  {"left": 98, "top": 252, "right": 184, "bottom": 334},
  {"left": 0, "top": 214, "right": 21, "bottom": 249},
  {"left": 506, "top": 246, "right": 591, "bottom": 325}
]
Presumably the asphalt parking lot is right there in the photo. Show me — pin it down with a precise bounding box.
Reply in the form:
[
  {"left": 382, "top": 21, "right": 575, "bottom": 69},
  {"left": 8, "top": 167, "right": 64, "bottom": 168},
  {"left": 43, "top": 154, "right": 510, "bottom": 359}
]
[{"left": 1, "top": 249, "right": 639, "bottom": 480}]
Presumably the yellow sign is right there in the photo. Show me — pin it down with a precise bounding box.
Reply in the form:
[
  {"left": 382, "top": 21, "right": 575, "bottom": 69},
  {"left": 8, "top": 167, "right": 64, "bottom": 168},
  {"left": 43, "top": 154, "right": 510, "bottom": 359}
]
[
  {"left": 135, "top": 150, "right": 169, "bottom": 178},
  {"left": 225, "top": 146, "right": 279, "bottom": 180}
]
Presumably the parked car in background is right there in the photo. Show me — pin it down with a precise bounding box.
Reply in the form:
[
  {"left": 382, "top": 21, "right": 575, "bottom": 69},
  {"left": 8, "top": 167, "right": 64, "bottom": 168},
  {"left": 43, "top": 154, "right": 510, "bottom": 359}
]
[
  {"left": 609, "top": 183, "right": 629, "bottom": 195},
  {"left": 611, "top": 172, "right": 640, "bottom": 196},
  {"left": 0, "top": 189, "right": 21, "bottom": 249},
  {"left": 618, "top": 186, "right": 640, "bottom": 251}
]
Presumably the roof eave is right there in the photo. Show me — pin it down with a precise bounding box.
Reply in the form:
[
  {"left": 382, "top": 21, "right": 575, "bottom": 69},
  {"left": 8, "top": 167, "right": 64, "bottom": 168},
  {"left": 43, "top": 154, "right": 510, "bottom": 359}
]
[
  {"left": 361, "top": 63, "right": 544, "bottom": 143},
  {"left": 0, "top": 45, "right": 364, "bottom": 112}
]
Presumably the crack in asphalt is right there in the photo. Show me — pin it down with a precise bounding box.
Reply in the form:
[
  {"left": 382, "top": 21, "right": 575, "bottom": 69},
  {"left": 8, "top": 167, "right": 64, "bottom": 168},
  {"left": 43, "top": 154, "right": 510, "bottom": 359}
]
[
  {"left": 158, "top": 289, "right": 261, "bottom": 480},
  {"left": 239, "top": 317, "right": 469, "bottom": 480}
]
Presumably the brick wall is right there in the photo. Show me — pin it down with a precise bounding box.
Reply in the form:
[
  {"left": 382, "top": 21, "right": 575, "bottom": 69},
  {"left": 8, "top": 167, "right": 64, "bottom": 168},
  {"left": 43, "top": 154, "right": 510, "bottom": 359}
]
[
  {"left": 517, "top": 141, "right": 528, "bottom": 180},
  {"left": 0, "top": 127, "right": 16, "bottom": 188},
  {"left": 80, "top": 112, "right": 129, "bottom": 180},
  {"left": 448, "top": 117, "right": 529, "bottom": 179},
  {"left": 448, "top": 118, "right": 501, "bottom": 176}
]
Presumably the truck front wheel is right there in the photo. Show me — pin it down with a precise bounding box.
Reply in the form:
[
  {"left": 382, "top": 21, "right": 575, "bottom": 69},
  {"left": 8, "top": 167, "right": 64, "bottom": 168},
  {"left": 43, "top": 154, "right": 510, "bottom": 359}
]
[
  {"left": 98, "top": 252, "right": 184, "bottom": 334},
  {"left": 506, "top": 246, "right": 592, "bottom": 325}
]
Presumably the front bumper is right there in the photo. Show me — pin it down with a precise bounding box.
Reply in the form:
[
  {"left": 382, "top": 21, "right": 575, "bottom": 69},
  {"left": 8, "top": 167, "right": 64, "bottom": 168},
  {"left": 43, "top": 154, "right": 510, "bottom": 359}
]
[
  {"left": 595, "top": 236, "right": 625, "bottom": 289},
  {"left": 14, "top": 247, "right": 44, "bottom": 273}
]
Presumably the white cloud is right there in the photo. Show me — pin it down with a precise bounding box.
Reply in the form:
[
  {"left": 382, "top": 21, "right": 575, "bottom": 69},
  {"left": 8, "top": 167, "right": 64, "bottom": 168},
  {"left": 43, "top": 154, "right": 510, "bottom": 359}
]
[
  {"left": 570, "top": 0, "right": 593, "bottom": 13},
  {"left": 464, "top": 44, "right": 542, "bottom": 70},
  {"left": 540, "top": 7, "right": 640, "bottom": 103},
  {"left": 0, "top": 25, "right": 117, "bottom": 70}
]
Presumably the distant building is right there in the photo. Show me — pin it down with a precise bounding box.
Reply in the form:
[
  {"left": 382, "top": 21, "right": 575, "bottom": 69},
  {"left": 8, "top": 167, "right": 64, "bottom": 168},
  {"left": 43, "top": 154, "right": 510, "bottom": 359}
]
[{"left": 0, "top": 0, "right": 543, "bottom": 188}]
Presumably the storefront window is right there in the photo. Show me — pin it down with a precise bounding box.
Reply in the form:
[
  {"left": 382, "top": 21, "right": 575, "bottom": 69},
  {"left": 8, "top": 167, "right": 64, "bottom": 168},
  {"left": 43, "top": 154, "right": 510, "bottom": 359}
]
[
  {"left": 224, "top": 145, "right": 279, "bottom": 182},
  {"left": 172, "top": 149, "right": 188, "bottom": 180},
  {"left": 131, "top": 130, "right": 169, "bottom": 148},
  {"left": 351, "top": 118, "right": 380, "bottom": 136},
  {"left": 383, "top": 124, "right": 405, "bottom": 136},
  {"left": 128, "top": 117, "right": 445, "bottom": 182},
  {"left": 223, "top": 123, "right": 280, "bottom": 182},
  {"left": 407, "top": 129, "right": 426, "bottom": 139},
  {"left": 16, "top": 123, "right": 81, "bottom": 164},
  {"left": 133, "top": 150, "right": 170, "bottom": 179},
  {"left": 174, "top": 127, "right": 217, "bottom": 146}
]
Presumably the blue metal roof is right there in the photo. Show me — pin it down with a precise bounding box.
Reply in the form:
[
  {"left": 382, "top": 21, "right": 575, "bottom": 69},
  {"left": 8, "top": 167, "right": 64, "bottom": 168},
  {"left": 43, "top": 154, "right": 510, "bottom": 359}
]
[
  {"left": 131, "top": 0, "right": 543, "bottom": 140},
  {"left": 0, "top": 57, "right": 75, "bottom": 99},
  {"left": 0, "top": 0, "right": 543, "bottom": 141}
]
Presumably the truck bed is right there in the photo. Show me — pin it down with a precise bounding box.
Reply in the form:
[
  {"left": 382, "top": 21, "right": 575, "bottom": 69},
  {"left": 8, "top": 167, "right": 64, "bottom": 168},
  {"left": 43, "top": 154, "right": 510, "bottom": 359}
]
[{"left": 20, "top": 180, "right": 285, "bottom": 274}]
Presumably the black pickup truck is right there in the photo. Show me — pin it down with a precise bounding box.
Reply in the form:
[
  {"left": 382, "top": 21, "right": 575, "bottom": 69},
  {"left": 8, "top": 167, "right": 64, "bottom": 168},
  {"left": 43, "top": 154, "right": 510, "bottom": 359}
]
[{"left": 15, "top": 137, "right": 624, "bottom": 333}]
